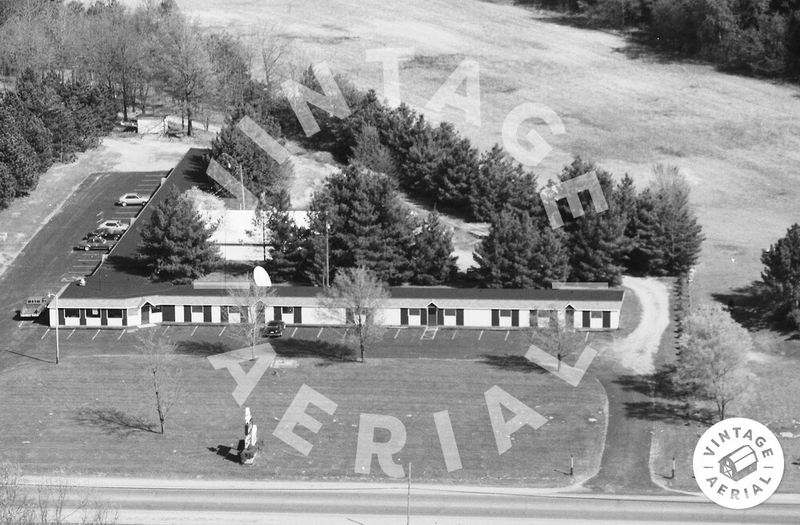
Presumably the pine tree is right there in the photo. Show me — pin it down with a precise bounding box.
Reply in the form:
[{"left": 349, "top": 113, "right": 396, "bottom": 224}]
[
  {"left": 474, "top": 210, "right": 569, "bottom": 288},
  {"left": 138, "top": 187, "right": 221, "bottom": 283},
  {"left": 0, "top": 105, "right": 40, "bottom": 199},
  {"left": 211, "top": 112, "right": 290, "bottom": 203},
  {"left": 410, "top": 210, "right": 458, "bottom": 285},
  {"left": 761, "top": 223, "right": 800, "bottom": 327},
  {"left": 558, "top": 158, "right": 632, "bottom": 285},
  {"left": 630, "top": 164, "right": 704, "bottom": 276},
  {"left": 0, "top": 162, "right": 15, "bottom": 209},
  {"left": 306, "top": 165, "right": 416, "bottom": 284},
  {"left": 471, "top": 144, "right": 540, "bottom": 222}
]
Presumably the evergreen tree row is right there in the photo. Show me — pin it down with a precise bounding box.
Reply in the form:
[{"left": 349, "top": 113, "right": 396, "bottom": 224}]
[{"left": 0, "top": 69, "right": 116, "bottom": 209}]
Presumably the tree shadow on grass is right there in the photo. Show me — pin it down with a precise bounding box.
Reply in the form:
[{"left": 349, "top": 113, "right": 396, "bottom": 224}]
[
  {"left": 480, "top": 354, "right": 547, "bottom": 374},
  {"left": 271, "top": 338, "right": 354, "bottom": 362},
  {"left": 712, "top": 282, "right": 798, "bottom": 336},
  {"left": 174, "top": 340, "right": 232, "bottom": 357},
  {"left": 614, "top": 366, "right": 715, "bottom": 425},
  {"left": 73, "top": 407, "right": 156, "bottom": 437}
]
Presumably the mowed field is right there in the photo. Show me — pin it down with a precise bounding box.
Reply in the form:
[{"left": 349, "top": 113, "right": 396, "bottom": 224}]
[
  {"left": 0, "top": 346, "right": 606, "bottom": 485},
  {"left": 142, "top": 0, "right": 800, "bottom": 302}
]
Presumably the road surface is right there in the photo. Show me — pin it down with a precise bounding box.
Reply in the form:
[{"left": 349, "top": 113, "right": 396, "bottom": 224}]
[{"left": 17, "top": 478, "right": 800, "bottom": 524}]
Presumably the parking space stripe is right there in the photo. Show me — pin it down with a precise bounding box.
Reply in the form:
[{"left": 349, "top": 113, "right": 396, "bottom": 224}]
[
  {"left": 162, "top": 326, "right": 170, "bottom": 335},
  {"left": 67, "top": 329, "right": 75, "bottom": 340},
  {"left": 504, "top": 331, "right": 509, "bottom": 341},
  {"left": 18, "top": 321, "right": 22, "bottom": 328},
  {"left": 117, "top": 330, "right": 125, "bottom": 340},
  {"left": 452, "top": 330, "right": 457, "bottom": 340},
  {"left": 190, "top": 326, "right": 198, "bottom": 336},
  {"left": 40, "top": 328, "right": 50, "bottom": 340},
  {"left": 394, "top": 328, "right": 401, "bottom": 339},
  {"left": 316, "top": 327, "right": 323, "bottom": 339},
  {"left": 218, "top": 326, "right": 226, "bottom": 337},
  {"left": 478, "top": 330, "right": 484, "bottom": 340},
  {"left": 92, "top": 330, "right": 100, "bottom": 340},
  {"left": 291, "top": 327, "right": 298, "bottom": 338}
]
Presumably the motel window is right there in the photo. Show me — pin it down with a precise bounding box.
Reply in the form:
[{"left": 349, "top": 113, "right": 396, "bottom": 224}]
[
  {"left": 191, "top": 305, "right": 204, "bottom": 313},
  {"left": 444, "top": 309, "right": 456, "bottom": 316},
  {"left": 86, "top": 309, "right": 101, "bottom": 318},
  {"left": 591, "top": 311, "right": 602, "bottom": 319},
  {"left": 537, "top": 310, "right": 551, "bottom": 318},
  {"left": 409, "top": 308, "right": 420, "bottom": 316},
  {"left": 281, "top": 306, "right": 294, "bottom": 314},
  {"left": 499, "top": 309, "right": 512, "bottom": 317},
  {"left": 64, "top": 309, "right": 80, "bottom": 318},
  {"left": 151, "top": 305, "right": 162, "bottom": 313},
  {"left": 107, "top": 309, "right": 123, "bottom": 318}
]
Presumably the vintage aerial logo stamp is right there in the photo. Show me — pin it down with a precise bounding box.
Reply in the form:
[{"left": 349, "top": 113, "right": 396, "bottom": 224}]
[{"left": 693, "top": 417, "right": 784, "bottom": 509}]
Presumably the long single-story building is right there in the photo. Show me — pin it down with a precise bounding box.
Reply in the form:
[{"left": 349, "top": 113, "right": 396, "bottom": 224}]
[
  {"left": 48, "top": 281, "right": 624, "bottom": 330},
  {"left": 47, "top": 147, "right": 625, "bottom": 331}
]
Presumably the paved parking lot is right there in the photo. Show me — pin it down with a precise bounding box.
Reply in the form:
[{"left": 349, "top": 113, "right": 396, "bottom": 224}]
[
  {"left": 0, "top": 170, "right": 166, "bottom": 369},
  {"left": 11, "top": 322, "right": 540, "bottom": 365}
]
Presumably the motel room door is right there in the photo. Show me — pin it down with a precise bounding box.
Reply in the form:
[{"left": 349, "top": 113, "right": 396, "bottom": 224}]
[
  {"left": 427, "top": 304, "right": 439, "bottom": 327},
  {"left": 141, "top": 304, "right": 150, "bottom": 324}
]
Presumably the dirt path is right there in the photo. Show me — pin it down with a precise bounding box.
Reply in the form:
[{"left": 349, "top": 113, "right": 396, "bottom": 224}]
[
  {"left": 605, "top": 276, "right": 670, "bottom": 375},
  {"left": 586, "top": 276, "right": 671, "bottom": 493}
]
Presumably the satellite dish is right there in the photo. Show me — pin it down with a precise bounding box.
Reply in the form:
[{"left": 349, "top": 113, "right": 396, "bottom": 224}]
[{"left": 253, "top": 266, "right": 272, "bottom": 287}]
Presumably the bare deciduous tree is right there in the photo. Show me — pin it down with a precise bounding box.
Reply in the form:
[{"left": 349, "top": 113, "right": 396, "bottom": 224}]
[
  {"left": 527, "top": 312, "right": 586, "bottom": 370},
  {"left": 319, "top": 266, "right": 388, "bottom": 363},
  {"left": 227, "top": 276, "right": 276, "bottom": 360},
  {"left": 675, "top": 304, "right": 753, "bottom": 422},
  {"left": 0, "top": 463, "right": 117, "bottom": 524},
  {"left": 134, "top": 329, "right": 184, "bottom": 434}
]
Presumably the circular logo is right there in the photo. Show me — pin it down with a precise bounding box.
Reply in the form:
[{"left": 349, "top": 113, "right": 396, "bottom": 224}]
[{"left": 692, "top": 417, "right": 784, "bottom": 509}]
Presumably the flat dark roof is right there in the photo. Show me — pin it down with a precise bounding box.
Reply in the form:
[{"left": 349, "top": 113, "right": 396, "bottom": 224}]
[{"left": 61, "top": 148, "right": 213, "bottom": 300}]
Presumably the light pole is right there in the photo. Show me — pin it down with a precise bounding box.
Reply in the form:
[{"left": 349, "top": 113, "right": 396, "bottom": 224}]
[
  {"left": 324, "top": 218, "right": 330, "bottom": 287},
  {"left": 49, "top": 293, "right": 60, "bottom": 365}
]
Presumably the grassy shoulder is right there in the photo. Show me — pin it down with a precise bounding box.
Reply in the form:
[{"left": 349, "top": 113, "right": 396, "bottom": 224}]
[
  {"left": 0, "top": 351, "right": 607, "bottom": 486},
  {"left": 649, "top": 280, "right": 800, "bottom": 493}
]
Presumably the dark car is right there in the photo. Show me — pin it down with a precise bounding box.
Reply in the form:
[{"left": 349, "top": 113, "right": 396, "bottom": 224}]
[
  {"left": 88, "top": 230, "right": 122, "bottom": 241},
  {"left": 263, "top": 320, "right": 286, "bottom": 337},
  {"left": 74, "top": 236, "right": 115, "bottom": 251}
]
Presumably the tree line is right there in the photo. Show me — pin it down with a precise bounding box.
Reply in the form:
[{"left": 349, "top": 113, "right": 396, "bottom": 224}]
[{"left": 519, "top": 0, "right": 800, "bottom": 77}]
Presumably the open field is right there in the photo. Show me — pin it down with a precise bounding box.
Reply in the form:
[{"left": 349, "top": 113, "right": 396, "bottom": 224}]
[
  {"left": 130, "top": 0, "right": 800, "bottom": 305},
  {"left": 0, "top": 349, "right": 606, "bottom": 486}
]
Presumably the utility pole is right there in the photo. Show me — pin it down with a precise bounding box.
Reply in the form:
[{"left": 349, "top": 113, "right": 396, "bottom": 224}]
[
  {"left": 406, "top": 461, "right": 411, "bottom": 525},
  {"left": 50, "top": 293, "right": 60, "bottom": 365},
  {"left": 324, "top": 218, "right": 330, "bottom": 288}
]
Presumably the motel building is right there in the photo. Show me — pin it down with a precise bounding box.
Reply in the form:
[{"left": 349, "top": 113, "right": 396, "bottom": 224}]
[
  {"left": 46, "top": 147, "right": 624, "bottom": 332},
  {"left": 48, "top": 277, "right": 624, "bottom": 331}
]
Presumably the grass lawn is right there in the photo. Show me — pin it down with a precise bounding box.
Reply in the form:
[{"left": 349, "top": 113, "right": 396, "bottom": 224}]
[
  {"left": 649, "top": 282, "right": 800, "bottom": 493},
  {"left": 0, "top": 351, "right": 606, "bottom": 486}
]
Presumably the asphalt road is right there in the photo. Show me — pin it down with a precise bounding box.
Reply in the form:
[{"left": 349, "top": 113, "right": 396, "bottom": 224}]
[
  {"left": 0, "top": 170, "right": 163, "bottom": 371},
  {"left": 17, "top": 479, "right": 800, "bottom": 524}
]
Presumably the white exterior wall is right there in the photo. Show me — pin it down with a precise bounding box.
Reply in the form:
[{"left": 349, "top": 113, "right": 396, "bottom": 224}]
[
  {"left": 64, "top": 315, "right": 80, "bottom": 327},
  {"left": 228, "top": 311, "right": 241, "bottom": 323},
  {"left": 380, "top": 308, "right": 401, "bottom": 326},
  {"left": 498, "top": 313, "right": 513, "bottom": 327},
  {"left": 86, "top": 316, "right": 102, "bottom": 327},
  {"left": 126, "top": 309, "right": 140, "bottom": 327},
  {"left": 442, "top": 312, "right": 457, "bottom": 327},
  {"left": 610, "top": 311, "right": 619, "bottom": 329},
  {"left": 107, "top": 316, "right": 124, "bottom": 327},
  {"left": 463, "top": 309, "right": 492, "bottom": 327},
  {"left": 48, "top": 309, "right": 58, "bottom": 327},
  {"left": 150, "top": 310, "right": 163, "bottom": 324},
  {"left": 173, "top": 306, "right": 184, "bottom": 323},
  {"left": 191, "top": 308, "right": 205, "bottom": 323},
  {"left": 302, "top": 307, "right": 345, "bottom": 325},
  {"left": 211, "top": 306, "right": 221, "bottom": 323}
]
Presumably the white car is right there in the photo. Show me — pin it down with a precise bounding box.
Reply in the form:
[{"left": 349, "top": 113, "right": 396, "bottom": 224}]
[
  {"left": 97, "top": 220, "right": 130, "bottom": 234},
  {"left": 117, "top": 193, "right": 149, "bottom": 206}
]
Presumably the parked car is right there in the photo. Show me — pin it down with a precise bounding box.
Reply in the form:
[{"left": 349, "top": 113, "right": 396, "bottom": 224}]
[
  {"left": 19, "top": 295, "right": 52, "bottom": 318},
  {"left": 117, "top": 193, "right": 149, "bottom": 206},
  {"left": 96, "top": 220, "right": 129, "bottom": 235},
  {"left": 74, "top": 236, "right": 115, "bottom": 251},
  {"left": 88, "top": 230, "right": 122, "bottom": 241},
  {"left": 263, "top": 320, "right": 286, "bottom": 337}
]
